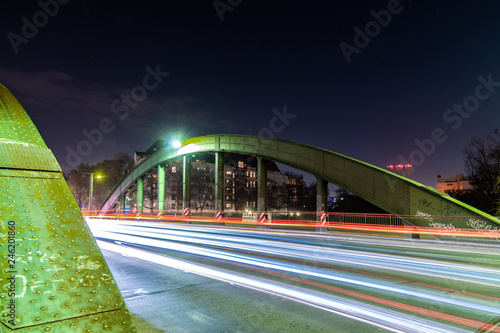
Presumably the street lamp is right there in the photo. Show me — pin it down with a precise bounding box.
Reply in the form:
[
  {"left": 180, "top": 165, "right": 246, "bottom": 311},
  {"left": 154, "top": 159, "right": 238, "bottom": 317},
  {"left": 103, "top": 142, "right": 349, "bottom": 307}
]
[
  {"left": 165, "top": 135, "right": 182, "bottom": 149},
  {"left": 172, "top": 140, "right": 182, "bottom": 149},
  {"left": 83, "top": 172, "right": 102, "bottom": 212}
]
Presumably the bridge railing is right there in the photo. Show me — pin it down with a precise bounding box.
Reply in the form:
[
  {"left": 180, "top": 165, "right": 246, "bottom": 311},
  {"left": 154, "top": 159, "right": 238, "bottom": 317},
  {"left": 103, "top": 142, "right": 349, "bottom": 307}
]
[{"left": 87, "top": 209, "right": 405, "bottom": 227}]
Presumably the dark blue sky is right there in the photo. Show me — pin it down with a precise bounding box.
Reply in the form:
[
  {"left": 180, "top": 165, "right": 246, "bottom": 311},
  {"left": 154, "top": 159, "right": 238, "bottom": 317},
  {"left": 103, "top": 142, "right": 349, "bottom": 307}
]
[{"left": 1, "top": 1, "right": 499, "bottom": 187}]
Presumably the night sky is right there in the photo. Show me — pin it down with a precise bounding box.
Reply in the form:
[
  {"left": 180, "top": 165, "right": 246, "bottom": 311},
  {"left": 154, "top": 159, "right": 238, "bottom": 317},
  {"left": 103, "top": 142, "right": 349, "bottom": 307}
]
[{"left": 1, "top": 1, "right": 499, "bottom": 187}]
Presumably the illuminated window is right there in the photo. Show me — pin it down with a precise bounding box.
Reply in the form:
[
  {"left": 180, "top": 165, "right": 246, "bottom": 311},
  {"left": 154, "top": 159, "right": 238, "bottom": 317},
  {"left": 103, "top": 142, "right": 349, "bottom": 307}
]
[
  {"left": 226, "top": 171, "right": 232, "bottom": 175},
  {"left": 172, "top": 166, "right": 176, "bottom": 173},
  {"left": 238, "top": 161, "right": 244, "bottom": 168}
]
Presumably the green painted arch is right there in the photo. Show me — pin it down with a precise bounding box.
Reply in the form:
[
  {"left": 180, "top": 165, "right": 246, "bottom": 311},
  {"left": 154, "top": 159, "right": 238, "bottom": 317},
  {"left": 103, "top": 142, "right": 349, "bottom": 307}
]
[{"left": 101, "top": 134, "right": 500, "bottom": 238}]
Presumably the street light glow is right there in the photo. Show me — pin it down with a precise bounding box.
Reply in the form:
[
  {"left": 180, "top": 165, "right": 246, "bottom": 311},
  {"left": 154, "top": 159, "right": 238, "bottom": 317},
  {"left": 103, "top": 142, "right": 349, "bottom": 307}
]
[
  {"left": 83, "top": 172, "right": 105, "bottom": 212},
  {"left": 172, "top": 140, "right": 182, "bottom": 149}
]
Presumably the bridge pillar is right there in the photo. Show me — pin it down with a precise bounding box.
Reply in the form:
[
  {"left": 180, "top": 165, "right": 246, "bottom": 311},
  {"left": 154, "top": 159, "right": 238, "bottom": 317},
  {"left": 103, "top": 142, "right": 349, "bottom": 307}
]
[
  {"left": 257, "top": 157, "right": 268, "bottom": 224},
  {"left": 183, "top": 155, "right": 191, "bottom": 220},
  {"left": 316, "top": 177, "right": 328, "bottom": 232},
  {"left": 120, "top": 194, "right": 125, "bottom": 214},
  {"left": 137, "top": 177, "right": 143, "bottom": 214},
  {"left": 214, "top": 152, "right": 225, "bottom": 225},
  {"left": 158, "top": 165, "right": 165, "bottom": 214}
]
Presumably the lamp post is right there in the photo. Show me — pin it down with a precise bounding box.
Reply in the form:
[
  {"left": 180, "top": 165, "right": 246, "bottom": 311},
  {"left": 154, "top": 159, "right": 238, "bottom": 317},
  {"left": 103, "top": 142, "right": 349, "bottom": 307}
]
[{"left": 83, "top": 172, "right": 102, "bottom": 212}]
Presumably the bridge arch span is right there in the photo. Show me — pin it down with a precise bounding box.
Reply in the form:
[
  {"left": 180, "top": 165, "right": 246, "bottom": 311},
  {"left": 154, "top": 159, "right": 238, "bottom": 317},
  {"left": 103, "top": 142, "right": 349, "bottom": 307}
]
[{"left": 101, "top": 134, "right": 500, "bottom": 234}]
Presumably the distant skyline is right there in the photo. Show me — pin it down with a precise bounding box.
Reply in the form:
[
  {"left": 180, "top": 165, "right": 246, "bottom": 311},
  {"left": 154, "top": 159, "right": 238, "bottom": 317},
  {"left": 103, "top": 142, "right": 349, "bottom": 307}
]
[{"left": 1, "top": 1, "right": 499, "bottom": 187}]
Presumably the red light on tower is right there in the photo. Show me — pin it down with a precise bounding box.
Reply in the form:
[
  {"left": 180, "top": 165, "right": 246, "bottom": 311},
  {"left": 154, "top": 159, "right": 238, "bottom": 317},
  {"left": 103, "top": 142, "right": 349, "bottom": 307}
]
[
  {"left": 405, "top": 164, "right": 412, "bottom": 179},
  {"left": 387, "top": 165, "right": 394, "bottom": 172},
  {"left": 396, "top": 164, "right": 403, "bottom": 175}
]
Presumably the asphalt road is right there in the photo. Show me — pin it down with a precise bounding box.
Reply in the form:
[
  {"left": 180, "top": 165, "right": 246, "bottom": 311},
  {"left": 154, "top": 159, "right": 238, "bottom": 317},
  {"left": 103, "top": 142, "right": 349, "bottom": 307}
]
[{"left": 88, "top": 219, "right": 500, "bottom": 333}]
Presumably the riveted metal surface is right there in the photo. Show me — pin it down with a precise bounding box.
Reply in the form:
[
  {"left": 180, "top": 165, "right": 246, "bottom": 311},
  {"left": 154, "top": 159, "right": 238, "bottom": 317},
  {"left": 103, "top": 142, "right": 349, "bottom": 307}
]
[
  {"left": 0, "top": 306, "right": 136, "bottom": 332},
  {"left": 0, "top": 85, "right": 136, "bottom": 331},
  {"left": 0, "top": 84, "right": 60, "bottom": 172},
  {"left": 0, "top": 145, "right": 61, "bottom": 172},
  {"left": 0, "top": 84, "right": 46, "bottom": 148}
]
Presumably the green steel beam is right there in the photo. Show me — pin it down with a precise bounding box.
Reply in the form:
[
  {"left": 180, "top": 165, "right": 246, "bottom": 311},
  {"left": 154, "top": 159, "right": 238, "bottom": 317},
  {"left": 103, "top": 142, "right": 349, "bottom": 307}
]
[
  {"left": 183, "top": 156, "right": 191, "bottom": 216},
  {"left": 157, "top": 165, "right": 165, "bottom": 214},
  {"left": 0, "top": 84, "right": 136, "bottom": 331},
  {"left": 101, "top": 134, "right": 500, "bottom": 241},
  {"left": 257, "top": 157, "right": 267, "bottom": 214},
  {"left": 120, "top": 195, "right": 125, "bottom": 214},
  {"left": 214, "top": 152, "right": 225, "bottom": 225},
  {"left": 137, "top": 177, "right": 143, "bottom": 213}
]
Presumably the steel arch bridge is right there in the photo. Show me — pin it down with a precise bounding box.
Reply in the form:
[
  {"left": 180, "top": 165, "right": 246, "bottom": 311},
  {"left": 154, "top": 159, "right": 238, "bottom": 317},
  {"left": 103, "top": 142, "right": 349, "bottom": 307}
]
[{"left": 101, "top": 134, "right": 500, "bottom": 238}]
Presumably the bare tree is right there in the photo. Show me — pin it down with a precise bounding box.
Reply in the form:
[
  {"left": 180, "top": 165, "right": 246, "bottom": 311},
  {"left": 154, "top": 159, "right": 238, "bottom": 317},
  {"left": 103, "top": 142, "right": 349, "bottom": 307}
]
[
  {"left": 267, "top": 180, "right": 287, "bottom": 211},
  {"left": 495, "top": 176, "right": 500, "bottom": 216},
  {"left": 190, "top": 168, "right": 214, "bottom": 212},
  {"left": 64, "top": 153, "right": 134, "bottom": 211},
  {"left": 463, "top": 131, "right": 500, "bottom": 213},
  {"left": 65, "top": 163, "right": 92, "bottom": 208}
]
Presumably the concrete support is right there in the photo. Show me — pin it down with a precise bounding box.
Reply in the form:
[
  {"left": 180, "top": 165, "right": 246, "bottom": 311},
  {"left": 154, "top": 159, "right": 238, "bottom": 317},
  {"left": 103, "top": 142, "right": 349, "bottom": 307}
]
[
  {"left": 119, "top": 195, "right": 125, "bottom": 214},
  {"left": 316, "top": 176, "right": 328, "bottom": 232},
  {"left": 137, "top": 177, "right": 143, "bottom": 213},
  {"left": 157, "top": 165, "right": 165, "bottom": 214},
  {"left": 257, "top": 157, "right": 268, "bottom": 223},
  {"left": 214, "top": 152, "right": 225, "bottom": 225},
  {"left": 183, "top": 155, "right": 191, "bottom": 218}
]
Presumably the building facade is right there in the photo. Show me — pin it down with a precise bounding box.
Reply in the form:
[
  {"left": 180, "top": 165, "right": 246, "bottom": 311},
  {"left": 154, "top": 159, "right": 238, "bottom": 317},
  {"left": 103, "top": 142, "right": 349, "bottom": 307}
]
[
  {"left": 133, "top": 141, "right": 304, "bottom": 213},
  {"left": 436, "top": 174, "right": 475, "bottom": 193}
]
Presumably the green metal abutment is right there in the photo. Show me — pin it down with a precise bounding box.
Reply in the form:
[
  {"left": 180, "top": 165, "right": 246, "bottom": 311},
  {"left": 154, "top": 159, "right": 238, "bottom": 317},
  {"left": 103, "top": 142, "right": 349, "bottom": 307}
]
[{"left": 0, "top": 83, "right": 136, "bottom": 332}]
